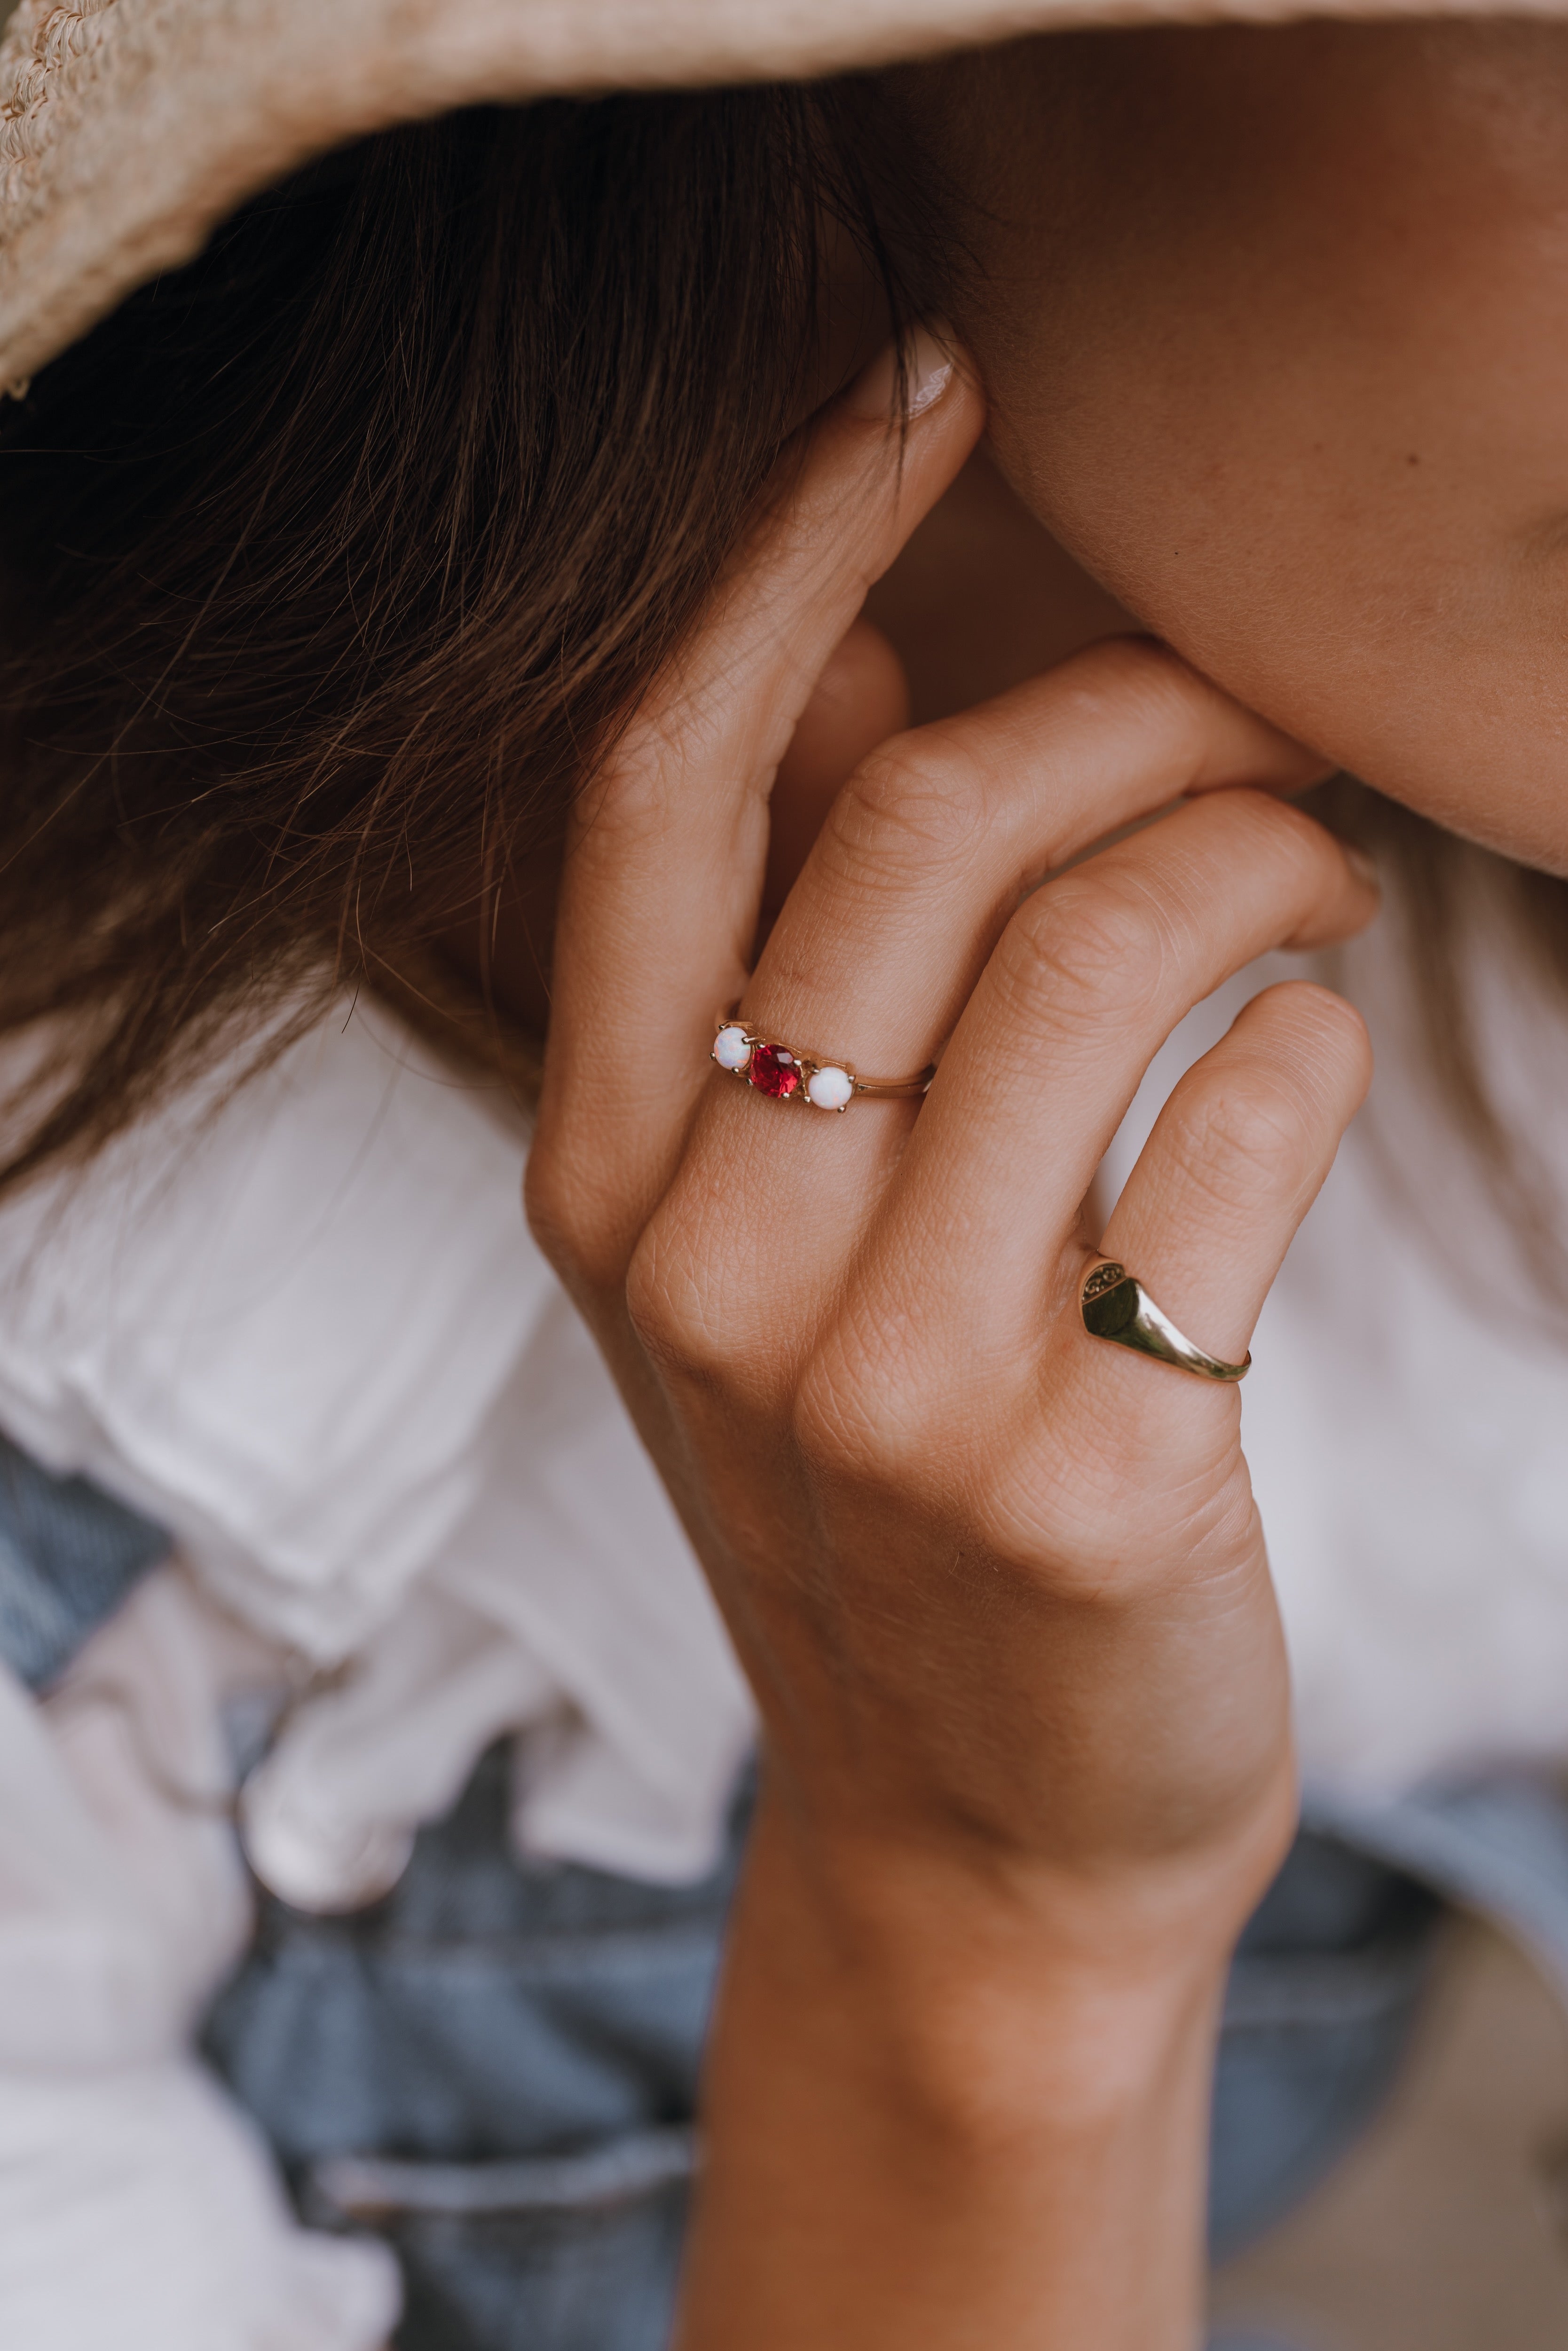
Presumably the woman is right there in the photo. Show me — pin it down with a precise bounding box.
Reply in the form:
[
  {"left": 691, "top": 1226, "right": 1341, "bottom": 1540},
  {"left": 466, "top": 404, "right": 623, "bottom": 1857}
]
[{"left": 3, "top": 4, "right": 1568, "bottom": 2348}]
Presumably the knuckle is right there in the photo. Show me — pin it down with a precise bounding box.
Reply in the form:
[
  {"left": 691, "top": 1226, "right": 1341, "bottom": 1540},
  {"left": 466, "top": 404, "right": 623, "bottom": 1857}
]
[
  {"left": 1247, "top": 976, "right": 1371, "bottom": 1065},
  {"left": 1217, "top": 785, "right": 1318, "bottom": 857},
  {"left": 1000, "top": 875, "right": 1166, "bottom": 1031},
  {"left": 1286, "top": 981, "right": 1375, "bottom": 1077},
  {"left": 1050, "top": 634, "right": 1215, "bottom": 750},
  {"left": 623, "top": 1187, "right": 792, "bottom": 1404},
  {"left": 622, "top": 1250, "right": 689, "bottom": 1375},
  {"left": 1167, "top": 1073, "right": 1320, "bottom": 1206},
  {"left": 523, "top": 1143, "right": 620, "bottom": 1294},
  {"left": 820, "top": 736, "right": 995, "bottom": 893},
  {"left": 961, "top": 1458, "right": 1055, "bottom": 1570},
  {"left": 622, "top": 1218, "right": 734, "bottom": 1389},
  {"left": 576, "top": 737, "right": 681, "bottom": 848},
  {"left": 588, "top": 681, "right": 757, "bottom": 847},
  {"left": 1167, "top": 793, "right": 1359, "bottom": 950},
  {"left": 1060, "top": 631, "right": 1199, "bottom": 709},
  {"left": 793, "top": 1377, "right": 927, "bottom": 1498},
  {"left": 1203, "top": 786, "right": 1335, "bottom": 882},
  {"left": 792, "top": 1318, "right": 942, "bottom": 1498}
]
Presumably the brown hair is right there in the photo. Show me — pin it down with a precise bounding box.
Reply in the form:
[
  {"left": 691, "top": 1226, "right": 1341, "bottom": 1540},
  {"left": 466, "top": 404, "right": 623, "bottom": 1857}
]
[
  {"left": 0, "top": 78, "right": 1563, "bottom": 1287},
  {"left": 0, "top": 84, "right": 931, "bottom": 1190}
]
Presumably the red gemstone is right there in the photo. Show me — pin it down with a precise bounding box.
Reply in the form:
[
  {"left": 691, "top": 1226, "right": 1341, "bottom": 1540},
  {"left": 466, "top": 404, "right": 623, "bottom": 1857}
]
[{"left": 748, "top": 1041, "right": 800, "bottom": 1100}]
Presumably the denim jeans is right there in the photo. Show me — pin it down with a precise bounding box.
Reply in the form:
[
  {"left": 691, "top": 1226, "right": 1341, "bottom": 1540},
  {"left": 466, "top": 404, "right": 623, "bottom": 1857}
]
[
  {"left": 1211, "top": 1821, "right": 1440, "bottom": 2257},
  {"left": 205, "top": 1745, "right": 736, "bottom": 2351},
  {"left": 0, "top": 1437, "right": 1559, "bottom": 2351}
]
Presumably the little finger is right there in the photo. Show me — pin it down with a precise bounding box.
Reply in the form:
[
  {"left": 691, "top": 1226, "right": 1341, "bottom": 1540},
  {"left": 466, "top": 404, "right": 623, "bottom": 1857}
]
[{"left": 1094, "top": 979, "right": 1373, "bottom": 1373}]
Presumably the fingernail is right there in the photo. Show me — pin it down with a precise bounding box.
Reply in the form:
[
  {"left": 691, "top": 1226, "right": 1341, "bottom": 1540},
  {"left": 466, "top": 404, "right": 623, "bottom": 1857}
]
[
  {"left": 906, "top": 324, "right": 957, "bottom": 417},
  {"left": 845, "top": 324, "right": 956, "bottom": 421},
  {"left": 1345, "top": 844, "right": 1379, "bottom": 888}
]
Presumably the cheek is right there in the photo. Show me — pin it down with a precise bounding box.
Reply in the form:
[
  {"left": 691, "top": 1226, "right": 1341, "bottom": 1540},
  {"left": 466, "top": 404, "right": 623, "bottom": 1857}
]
[
  {"left": 982, "top": 308, "right": 1384, "bottom": 696},
  {"left": 984, "top": 383, "right": 1347, "bottom": 761},
  {"left": 987, "top": 371, "right": 1568, "bottom": 874}
]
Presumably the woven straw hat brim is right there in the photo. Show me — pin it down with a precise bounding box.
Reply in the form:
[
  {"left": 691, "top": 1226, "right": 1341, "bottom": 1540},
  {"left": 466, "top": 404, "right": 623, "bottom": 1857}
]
[{"left": 1, "top": 0, "right": 1563, "bottom": 390}]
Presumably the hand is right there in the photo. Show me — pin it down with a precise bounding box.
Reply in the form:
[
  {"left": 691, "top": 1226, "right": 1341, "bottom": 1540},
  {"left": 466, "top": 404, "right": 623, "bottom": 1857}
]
[{"left": 526, "top": 341, "right": 1376, "bottom": 2348}]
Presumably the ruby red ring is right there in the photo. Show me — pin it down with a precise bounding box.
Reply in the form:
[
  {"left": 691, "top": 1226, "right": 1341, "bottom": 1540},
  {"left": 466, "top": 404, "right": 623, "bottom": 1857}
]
[{"left": 711, "top": 1014, "right": 935, "bottom": 1111}]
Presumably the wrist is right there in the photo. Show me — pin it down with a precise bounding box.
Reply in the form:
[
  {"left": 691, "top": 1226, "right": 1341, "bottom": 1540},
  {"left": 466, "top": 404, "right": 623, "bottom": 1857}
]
[
  {"left": 679, "top": 1785, "right": 1240, "bottom": 2350},
  {"left": 734, "top": 1779, "right": 1258, "bottom": 2146}
]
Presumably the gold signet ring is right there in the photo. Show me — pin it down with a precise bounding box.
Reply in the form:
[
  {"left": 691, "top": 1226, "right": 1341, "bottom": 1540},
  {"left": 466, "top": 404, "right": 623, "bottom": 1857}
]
[{"left": 1080, "top": 1260, "right": 1251, "bottom": 1384}]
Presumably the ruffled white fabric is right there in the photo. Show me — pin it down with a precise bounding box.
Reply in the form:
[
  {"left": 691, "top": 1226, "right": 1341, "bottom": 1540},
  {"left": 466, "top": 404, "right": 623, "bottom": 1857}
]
[
  {"left": 0, "top": 1002, "right": 754, "bottom": 1893},
  {"left": 1, "top": 2063, "right": 400, "bottom": 2351}
]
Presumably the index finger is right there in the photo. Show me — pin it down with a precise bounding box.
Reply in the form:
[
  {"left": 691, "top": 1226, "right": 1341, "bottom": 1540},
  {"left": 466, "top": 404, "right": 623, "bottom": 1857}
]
[{"left": 536, "top": 335, "right": 985, "bottom": 1264}]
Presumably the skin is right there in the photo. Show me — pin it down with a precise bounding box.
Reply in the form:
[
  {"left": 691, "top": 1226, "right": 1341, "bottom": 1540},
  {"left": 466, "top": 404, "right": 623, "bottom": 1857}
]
[
  {"left": 898, "top": 23, "right": 1568, "bottom": 874},
  {"left": 517, "top": 24, "right": 1568, "bottom": 2351}
]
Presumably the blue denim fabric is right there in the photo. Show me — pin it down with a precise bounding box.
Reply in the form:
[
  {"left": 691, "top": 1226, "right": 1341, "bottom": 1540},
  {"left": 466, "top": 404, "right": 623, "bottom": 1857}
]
[
  {"left": 1209, "top": 1828, "right": 1441, "bottom": 2257},
  {"left": 306, "top": 2130, "right": 695, "bottom": 2351},
  {"left": 204, "top": 1747, "right": 743, "bottom": 2351},
  {"left": 0, "top": 1432, "right": 167, "bottom": 1688},
  {"left": 1307, "top": 1773, "right": 1568, "bottom": 2012}
]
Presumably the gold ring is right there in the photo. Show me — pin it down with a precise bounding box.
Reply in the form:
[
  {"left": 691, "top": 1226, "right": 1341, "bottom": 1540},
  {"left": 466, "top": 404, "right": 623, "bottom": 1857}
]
[
  {"left": 711, "top": 1013, "right": 934, "bottom": 1111},
  {"left": 1080, "top": 1259, "right": 1250, "bottom": 1383}
]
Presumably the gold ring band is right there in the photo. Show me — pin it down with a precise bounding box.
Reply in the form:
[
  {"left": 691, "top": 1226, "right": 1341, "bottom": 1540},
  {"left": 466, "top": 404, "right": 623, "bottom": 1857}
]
[
  {"left": 1080, "top": 1259, "right": 1251, "bottom": 1383},
  {"left": 711, "top": 1013, "right": 934, "bottom": 1111}
]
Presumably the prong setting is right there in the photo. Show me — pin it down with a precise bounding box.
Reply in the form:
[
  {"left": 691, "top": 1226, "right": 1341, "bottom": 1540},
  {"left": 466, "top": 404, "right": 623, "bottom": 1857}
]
[
  {"left": 711, "top": 1023, "right": 752, "bottom": 1073},
  {"left": 711, "top": 1013, "right": 936, "bottom": 1111}
]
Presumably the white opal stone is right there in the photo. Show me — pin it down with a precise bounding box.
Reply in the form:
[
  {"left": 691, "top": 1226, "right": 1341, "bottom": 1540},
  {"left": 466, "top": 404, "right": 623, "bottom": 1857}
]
[
  {"left": 806, "top": 1065, "right": 854, "bottom": 1111},
  {"left": 713, "top": 1026, "right": 752, "bottom": 1071}
]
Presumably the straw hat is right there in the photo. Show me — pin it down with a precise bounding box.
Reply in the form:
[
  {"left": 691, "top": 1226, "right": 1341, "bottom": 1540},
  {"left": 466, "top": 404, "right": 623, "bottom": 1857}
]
[{"left": 0, "top": 0, "right": 1557, "bottom": 394}]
